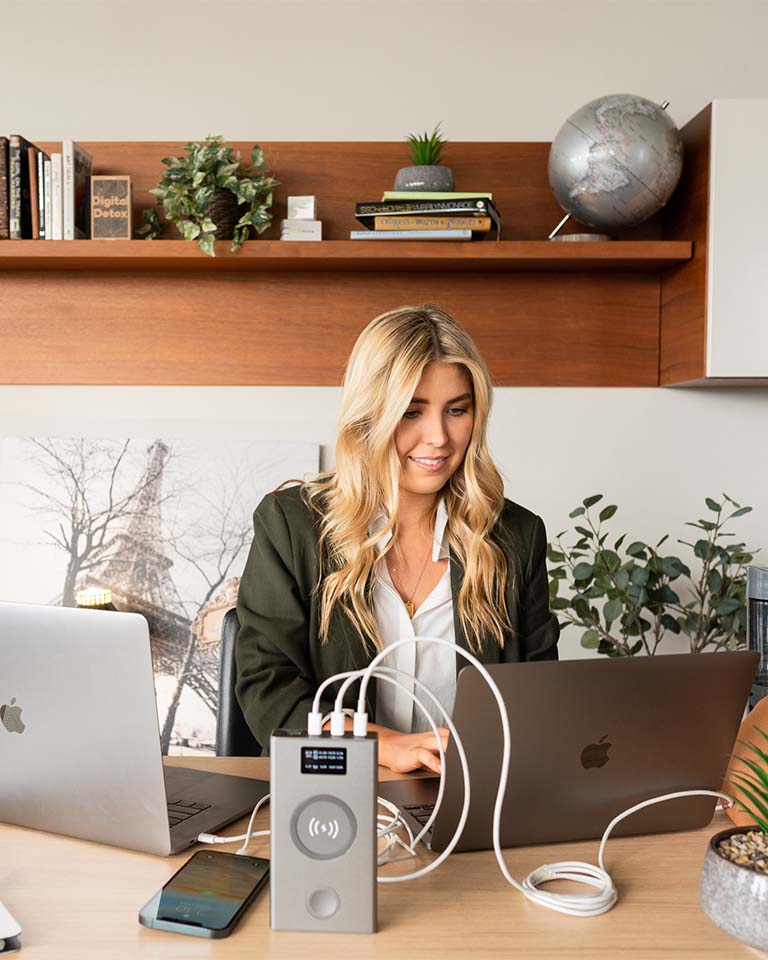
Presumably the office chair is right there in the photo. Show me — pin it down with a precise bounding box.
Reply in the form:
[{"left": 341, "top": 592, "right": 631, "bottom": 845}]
[{"left": 216, "top": 608, "right": 261, "bottom": 756}]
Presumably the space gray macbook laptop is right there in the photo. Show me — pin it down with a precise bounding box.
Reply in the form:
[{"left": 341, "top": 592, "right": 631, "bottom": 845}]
[
  {"left": 378, "top": 651, "right": 758, "bottom": 852},
  {"left": 0, "top": 600, "right": 268, "bottom": 855}
]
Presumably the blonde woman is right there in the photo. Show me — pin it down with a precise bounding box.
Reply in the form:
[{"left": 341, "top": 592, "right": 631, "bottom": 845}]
[{"left": 236, "top": 305, "right": 558, "bottom": 774}]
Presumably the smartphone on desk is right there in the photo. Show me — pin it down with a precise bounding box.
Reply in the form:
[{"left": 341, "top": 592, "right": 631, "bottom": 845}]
[{"left": 138, "top": 850, "right": 269, "bottom": 938}]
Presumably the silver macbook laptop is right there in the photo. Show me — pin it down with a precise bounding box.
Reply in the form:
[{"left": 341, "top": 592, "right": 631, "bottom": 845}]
[
  {"left": 0, "top": 601, "right": 268, "bottom": 855},
  {"left": 378, "top": 651, "right": 758, "bottom": 852}
]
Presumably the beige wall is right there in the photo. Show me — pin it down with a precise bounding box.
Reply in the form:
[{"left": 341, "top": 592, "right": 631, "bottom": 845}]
[{"left": 2, "top": 0, "right": 768, "bottom": 657}]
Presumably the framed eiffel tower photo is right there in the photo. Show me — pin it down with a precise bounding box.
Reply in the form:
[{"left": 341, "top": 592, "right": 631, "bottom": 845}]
[{"left": 0, "top": 435, "right": 319, "bottom": 754}]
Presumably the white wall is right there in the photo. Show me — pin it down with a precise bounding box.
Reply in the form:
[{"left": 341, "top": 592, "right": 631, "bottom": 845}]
[{"left": 2, "top": 0, "right": 768, "bottom": 658}]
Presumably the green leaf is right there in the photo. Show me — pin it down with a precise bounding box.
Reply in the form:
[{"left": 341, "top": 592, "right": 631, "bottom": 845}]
[
  {"left": 714, "top": 598, "right": 742, "bottom": 615},
  {"left": 595, "top": 549, "right": 621, "bottom": 573},
  {"left": 694, "top": 539, "right": 710, "bottom": 560},
  {"left": 660, "top": 556, "right": 685, "bottom": 578},
  {"left": 604, "top": 597, "right": 623, "bottom": 623},
  {"left": 659, "top": 584, "right": 680, "bottom": 604},
  {"left": 708, "top": 569, "right": 723, "bottom": 593},
  {"left": 731, "top": 506, "right": 753, "bottom": 518},
  {"left": 198, "top": 233, "right": 215, "bottom": 257},
  {"left": 573, "top": 562, "right": 594, "bottom": 581},
  {"left": 583, "top": 494, "right": 603, "bottom": 508},
  {"left": 581, "top": 629, "right": 600, "bottom": 649},
  {"left": 705, "top": 497, "right": 721, "bottom": 512},
  {"left": 574, "top": 526, "right": 592, "bottom": 539},
  {"left": 178, "top": 220, "right": 201, "bottom": 241},
  {"left": 549, "top": 597, "right": 570, "bottom": 611},
  {"left": 614, "top": 534, "right": 626, "bottom": 551},
  {"left": 615, "top": 568, "right": 630, "bottom": 590},
  {"left": 569, "top": 507, "right": 585, "bottom": 518},
  {"left": 630, "top": 566, "right": 650, "bottom": 586},
  {"left": 572, "top": 597, "right": 591, "bottom": 619},
  {"left": 599, "top": 504, "right": 617, "bottom": 522},
  {"left": 626, "top": 542, "right": 647, "bottom": 558},
  {"left": 546, "top": 546, "right": 566, "bottom": 563}
]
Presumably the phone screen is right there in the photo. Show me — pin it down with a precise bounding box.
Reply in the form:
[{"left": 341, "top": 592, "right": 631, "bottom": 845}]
[{"left": 150, "top": 851, "right": 269, "bottom": 931}]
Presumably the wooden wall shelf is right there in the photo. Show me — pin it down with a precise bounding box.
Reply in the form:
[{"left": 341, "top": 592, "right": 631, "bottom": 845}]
[
  {"left": 0, "top": 139, "right": 706, "bottom": 386},
  {"left": 0, "top": 239, "right": 692, "bottom": 273}
]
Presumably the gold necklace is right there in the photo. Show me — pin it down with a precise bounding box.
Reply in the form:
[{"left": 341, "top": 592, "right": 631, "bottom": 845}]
[{"left": 388, "top": 540, "right": 432, "bottom": 619}]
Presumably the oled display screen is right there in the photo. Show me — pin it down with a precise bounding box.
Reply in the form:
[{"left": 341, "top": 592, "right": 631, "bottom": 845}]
[
  {"left": 154, "top": 852, "right": 269, "bottom": 930},
  {"left": 301, "top": 746, "right": 347, "bottom": 775}
]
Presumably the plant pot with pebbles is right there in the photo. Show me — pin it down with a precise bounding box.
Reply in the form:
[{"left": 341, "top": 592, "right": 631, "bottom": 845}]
[
  {"left": 701, "top": 719, "right": 768, "bottom": 950},
  {"left": 700, "top": 826, "right": 768, "bottom": 950}
]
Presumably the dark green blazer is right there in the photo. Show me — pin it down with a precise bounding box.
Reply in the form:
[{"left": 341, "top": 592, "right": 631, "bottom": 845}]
[{"left": 235, "top": 484, "right": 559, "bottom": 750}]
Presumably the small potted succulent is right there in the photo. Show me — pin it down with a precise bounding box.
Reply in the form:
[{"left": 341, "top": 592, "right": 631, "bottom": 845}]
[
  {"left": 394, "top": 123, "right": 454, "bottom": 192},
  {"left": 137, "top": 135, "right": 278, "bottom": 256},
  {"left": 700, "top": 725, "right": 768, "bottom": 950}
]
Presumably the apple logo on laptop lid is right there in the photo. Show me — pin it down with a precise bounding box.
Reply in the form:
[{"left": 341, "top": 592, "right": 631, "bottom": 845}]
[
  {"left": 581, "top": 735, "right": 611, "bottom": 769},
  {"left": 0, "top": 698, "right": 26, "bottom": 734}
]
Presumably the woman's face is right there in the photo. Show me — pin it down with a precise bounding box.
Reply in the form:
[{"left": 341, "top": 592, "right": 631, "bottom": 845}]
[{"left": 394, "top": 362, "right": 475, "bottom": 498}]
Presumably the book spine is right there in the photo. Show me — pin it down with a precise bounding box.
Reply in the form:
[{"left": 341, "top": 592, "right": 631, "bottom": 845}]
[
  {"left": 72, "top": 143, "right": 93, "bottom": 239},
  {"left": 373, "top": 215, "right": 491, "bottom": 232},
  {"left": 51, "top": 153, "right": 63, "bottom": 240},
  {"left": 0, "top": 136, "right": 8, "bottom": 239},
  {"left": 350, "top": 229, "right": 472, "bottom": 240},
  {"left": 28, "top": 147, "right": 40, "bottom": 239},
  {"left": 9, "top": 136, "right": 27, "bottom": 239},
  {"left": 62, "top": 140, "right": 74, "bottom": 240},
  {"left": 381, "top": 191, "right": 494, "bottom": 201},
  {"left": 37, "top": 149, "right": 46, "bottom": 239},
  {"left": 357, "top": 200, "right": 493, "bottom": 216},
  {"left": 43, "top": 160, "right": 52, "bottom": 240}
]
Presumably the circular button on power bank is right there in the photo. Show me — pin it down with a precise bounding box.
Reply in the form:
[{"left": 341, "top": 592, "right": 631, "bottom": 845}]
[
  {"left": 291, "top": 795, "right": 357, "bottom": 860},
  {"left": 307, "top": 886, "right": 341, "bottom": 919}
]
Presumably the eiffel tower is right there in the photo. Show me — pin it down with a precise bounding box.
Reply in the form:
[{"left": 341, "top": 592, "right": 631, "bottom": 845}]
[{"left": 77, "top": 440, "right": 218, "bottom": 715}]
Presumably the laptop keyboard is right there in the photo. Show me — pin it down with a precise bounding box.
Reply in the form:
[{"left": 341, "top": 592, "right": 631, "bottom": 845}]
[
  {"left": 166, "top": 798, "right": 212, "bottom": 828},
  {"left": 404, "top": 801, "right": 436, "bottom": 829}
]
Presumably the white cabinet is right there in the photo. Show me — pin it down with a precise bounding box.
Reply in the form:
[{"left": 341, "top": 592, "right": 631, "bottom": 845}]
[{"left": 707, "top": 98, "right": 768, "bottom": 378}]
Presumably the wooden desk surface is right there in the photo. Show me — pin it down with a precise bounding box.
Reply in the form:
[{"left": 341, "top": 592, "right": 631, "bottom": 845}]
[{"left": 0, "top": 756, "right": 752, "bottom": 959}]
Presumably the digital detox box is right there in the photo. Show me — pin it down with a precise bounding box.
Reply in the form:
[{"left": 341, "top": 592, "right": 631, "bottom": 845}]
[{"left": 90, "top": 175, "right": 133, "bottom": 239}]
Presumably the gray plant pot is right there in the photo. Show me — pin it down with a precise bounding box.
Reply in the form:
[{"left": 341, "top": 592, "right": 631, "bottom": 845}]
[
  {"left": 394, "top": 165, "right": 455, "bottom": 192},
  {"left": 700, "top": 826, "right": 768, "bottom": 951}
]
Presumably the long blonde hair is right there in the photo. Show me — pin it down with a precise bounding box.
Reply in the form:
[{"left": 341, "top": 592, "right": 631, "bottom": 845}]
[{"left": 283, "top": 304, "right": 516, "bottom": 654}]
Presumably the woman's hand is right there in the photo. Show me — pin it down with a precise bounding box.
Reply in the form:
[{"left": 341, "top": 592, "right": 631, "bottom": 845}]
[{"left": 377, "top": 727, "right": 449, "bottom": 775}]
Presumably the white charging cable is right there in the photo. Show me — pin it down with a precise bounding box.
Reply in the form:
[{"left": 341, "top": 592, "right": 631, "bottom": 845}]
[{"left": 320, "top": 636, "right": 737, "bottom": 916}]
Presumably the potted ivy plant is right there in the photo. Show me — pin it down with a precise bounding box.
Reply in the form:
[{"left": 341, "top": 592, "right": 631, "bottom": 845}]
[
  {"left": 394, "top": 123, "right": 454, "bottom": 192},
  {"left": 700, "top": 726, "right": 768, "bottom": 950},
  {"left": 137, "top": 135, "right": 278, "bottom": 257},
  {"left": 547, "top": 493, "right": 755, "bottom": 656}
]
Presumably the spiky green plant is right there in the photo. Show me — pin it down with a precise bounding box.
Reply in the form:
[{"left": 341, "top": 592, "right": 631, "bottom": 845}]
[
  {"left": 406, "top": 123, "right": 447, "bottom": 166},
  {"left": 732, "top": 729, "right": 768, "bottom": 832},
  {"left": 137, "top": 135, "right": 278, "bottom": 256}
]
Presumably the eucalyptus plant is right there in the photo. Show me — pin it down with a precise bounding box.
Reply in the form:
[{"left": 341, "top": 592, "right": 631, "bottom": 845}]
[
  {"left": 137, "top": 135, "right": 278, "bottom": 256},
  {"left": 407, "top": 123, "right": 447, "bottom": 166},
  {"left": 547, "top": 493, "right": 755, "bottom": 657}
]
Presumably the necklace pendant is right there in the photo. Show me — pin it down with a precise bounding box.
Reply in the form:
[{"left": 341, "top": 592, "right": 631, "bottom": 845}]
[{"left": 405, "top": 600, "right": 415, "bottom": 619}]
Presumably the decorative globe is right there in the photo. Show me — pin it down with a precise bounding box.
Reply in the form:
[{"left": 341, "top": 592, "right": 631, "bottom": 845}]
[{"left": 547, "top": 93, "right": 684, "bottom": 232}]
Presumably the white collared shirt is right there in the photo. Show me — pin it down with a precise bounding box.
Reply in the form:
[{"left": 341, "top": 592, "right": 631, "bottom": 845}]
[{"left": 370, "top": 498, "right": 458, "bottom": 734}]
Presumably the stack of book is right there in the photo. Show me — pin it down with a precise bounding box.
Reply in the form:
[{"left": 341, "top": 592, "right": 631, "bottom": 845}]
[
  {"left": 0, "top": 135, "right": 92, "bottom": 240},
  {"left": 351, "top": 191, "right": 501, "bottom": 241}
]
